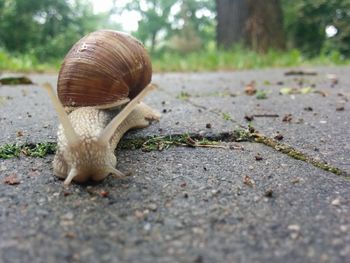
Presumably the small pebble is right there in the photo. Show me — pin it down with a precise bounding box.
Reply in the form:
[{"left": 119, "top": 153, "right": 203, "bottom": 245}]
[{"left": 331, "top": 198, "right": 340, "bottom": 206}]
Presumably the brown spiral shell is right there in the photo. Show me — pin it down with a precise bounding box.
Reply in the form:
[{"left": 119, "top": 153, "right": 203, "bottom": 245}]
[{"left": 57, "top": 30, "right": 152, "bottom": 109}]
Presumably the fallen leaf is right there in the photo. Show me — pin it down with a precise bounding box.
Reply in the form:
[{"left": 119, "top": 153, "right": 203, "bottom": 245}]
[
  {"left": 244, "top": 81, "right": 256, "bottom": 95},
  {"left": 243, "top": 175, "right": 255, "bottom": 187},
  {"left": 100, "top": 191, "right": 109, "bottom": 198},
  {"left": 3, "top": 175, "right": 20, "bottom": 185},
  {"left": 314, "top": 90, "right": 328, "bottom": 97},
  {"left": 282, "top": 114, "right": 293, "bottom": 122}
]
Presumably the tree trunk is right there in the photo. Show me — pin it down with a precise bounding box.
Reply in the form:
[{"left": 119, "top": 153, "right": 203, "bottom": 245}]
[
  {"left": 216, "top": 0, "right": 285, "bottom": 52},
  {"left": 245, "top": 0, "right": 285, "bottom": 52},
  {"left": 216, "top": 0, "right": 249, "bottom": 49}
]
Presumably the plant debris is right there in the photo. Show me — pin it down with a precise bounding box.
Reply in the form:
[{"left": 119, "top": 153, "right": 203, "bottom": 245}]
[
  {"left": 100, "top": 191, "right": 109, "bottom": 198},
  {"left": 243, "top": 175, "right": 255, "bottom": 187},
  {"left": 0, "top": 76, "right": 33, "bottom": 85},
  {"left": 229, "top": 143, "right": 244, "bottom": 150},
  {"left": 253, "top": 114, "right": 279, "bottom": 118},
  {"left": 255, "top": 153, "right": 263, "bottom": 161},
  {"left": 282, "top": 114, "right": 293, "bottom": 122},
  {"left": 256, "top": 90, "right": 268, "bottom": 99},
  {"left": 304, "top": 107, "right": 313, "bottom": 111},
  {"left": 284, "top": 70, "right": 317, "bottom": 76},
  {"left": 139, "top": 133, "right": 226, "bottom": 152},
  {"left": 314, "top": 90, "right": 328, "bottom": 97},
  {"left": 244, "top": 115, "right": 254, "bottom": 121},
  {"left": 222, "top": 112, "right": 232, "bottom": 121},
  {"left": 176, "top": 91, "right": 191, "bottom": 100},
  {"left": 0, "top": 142, "right": 56, "bottom": 159},
  {"left": 280, "top": 87, "right": 315, "bottom": 95},
  {"left": 291, "top": 177, "right": 300, "bottom": 184},
  {"left": 244, "top": 81, "right": 256, "bottom": 95},
  {"left": 3, "top": 174, "right": 20, "bottom": 185}
]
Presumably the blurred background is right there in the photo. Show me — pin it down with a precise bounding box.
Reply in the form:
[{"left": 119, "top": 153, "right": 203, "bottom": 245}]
[{"left": 0, "top": 0, "right": 349, "bottom": 72}]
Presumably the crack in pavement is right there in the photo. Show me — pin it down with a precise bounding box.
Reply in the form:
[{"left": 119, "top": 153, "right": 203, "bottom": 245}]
[
  {"left": 160, "top": 88, "right": 350, "bottom": 178},
  {"left": 1, "top": 129, "right": 348, "bottom": 178}
]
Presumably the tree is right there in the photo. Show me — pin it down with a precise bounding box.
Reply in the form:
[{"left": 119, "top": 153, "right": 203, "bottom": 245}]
[
  {"left": 170, "top": 0, "right": 216, "bottom": 53},
  {"left": 216, "top": 0, "right": 249, "bottom": 49},
  {"left": 282, "top": 0, "right": 350, "bottom": 57},
  {"left": 0, "top": 0, "right": 108, "bottom": 61},
  {"left": 125, "top": 0, "right": 177, "bottom": 53},
  {"left": 216, "top": 0, "right": 285, "bottom": 52}
]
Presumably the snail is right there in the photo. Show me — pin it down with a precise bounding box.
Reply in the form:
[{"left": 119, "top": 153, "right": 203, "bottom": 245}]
[{"left": 43, "top": 30, "right": 160, "bottom": 186}]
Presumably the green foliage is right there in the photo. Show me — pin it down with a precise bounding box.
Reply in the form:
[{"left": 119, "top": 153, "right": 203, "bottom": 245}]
[
  {"left": 0, "top": 142, "right": 57, "bottom": 159},
  {"left": 255, "top": 90, "right": 268, "bottom": 100},
  {"left": 124, "top": 0, "right": 215, "bottom": 53},
  {"left": 152, "top": 44, "right": 349, "bottom": 72},
  {"left": 125, "top": 0, "right": 178, "bottom": 52},
  {"left": 282, "top": 0, "right": 350, "bottom": 57},
  {"left": 0, "top": 48, "right": 59, "bottom": 72},
  {"left": 0, "top": 0, "right": 111, "bottom": 62},
  {"left": 1, "top": 44, "right": 349, "bottom": 73},
  {"left": 0, "top": 0, "right": 349, "bottom": 71}
]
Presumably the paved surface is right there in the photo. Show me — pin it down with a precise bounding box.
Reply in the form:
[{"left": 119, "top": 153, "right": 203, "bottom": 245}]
[{"left": 0, "top": 67, "right": 349, "bottom": 263}]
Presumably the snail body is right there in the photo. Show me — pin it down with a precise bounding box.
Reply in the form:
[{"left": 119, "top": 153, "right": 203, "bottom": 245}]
[{"left": 44, "top": 30, "right": 159, "bottom": 185}]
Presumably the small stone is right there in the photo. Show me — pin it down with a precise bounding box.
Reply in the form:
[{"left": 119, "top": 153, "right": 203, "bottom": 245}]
[
  {"left": 211, "top": 189, "right": 220, "bottom": 196},
  {"left": 288, "top": 224, "right": 300, "bottom": 232},
  {"left": 291, "top": 177, "right": 300, "bottom": 184},
  {"left": 264, "top": 189, "right": 273, "bottom": 198},
  {"left": 290, "top": 232, "right": 299, "bottom": 240},
  {"left": 206, "top": 123, "right": 212, "bottom": 129},
  {"left": 148, "top": 203, "right": 158, "bottom": 211},
  {"left": 143, "top": 223, "right": 151, "bottom": 231},
  {"left": 331, "top": 198, "right": 340, "bottom": 206},
  {"left": 274, "top": 134, "right": 284, "bottom": 141},
  {"left": 62, "top": 212, "right": 74, "bottom": 221},
  {"left": 244, "top": 115, "right": 254, "bottom": 121},
  {"left": 340, "top": 225, "right": 348, "bottom": 232},
  {"left": 255, "top": 153, "right": 263, "bottom": 161},
  {"left": 134, "top": 210, "right": 144, "bottom": 219}
]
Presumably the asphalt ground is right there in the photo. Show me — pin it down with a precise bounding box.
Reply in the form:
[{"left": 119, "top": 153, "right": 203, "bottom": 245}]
[{"left": 0, "top": 67, "right": 349, "bottom": 263}]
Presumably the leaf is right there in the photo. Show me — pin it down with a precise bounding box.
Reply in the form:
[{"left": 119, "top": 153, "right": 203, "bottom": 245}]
[
  {"left": 300, "top": 87, "right": 314, "bottom": 94},
  {"left": 279, "top": 87, "right": 293, "bottom": 95},
  {"left": 3, "top": 175, "right": 20, "bottom": 185}
]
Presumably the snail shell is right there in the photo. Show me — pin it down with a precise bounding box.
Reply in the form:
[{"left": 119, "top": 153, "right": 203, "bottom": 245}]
[{"left": 57, "top": 30, "right": 152, "bottom": 109}]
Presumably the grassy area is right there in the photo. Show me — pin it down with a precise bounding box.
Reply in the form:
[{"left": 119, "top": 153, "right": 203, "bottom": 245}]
[
  {"left": 0, "top": 49, "right": 60, "bottom": 73},
  {"left": 0, "top": 47, "right": 349, "bottom": 73},
  {"left": 153, "top": 47, "right": 349, "bottom": 71}
]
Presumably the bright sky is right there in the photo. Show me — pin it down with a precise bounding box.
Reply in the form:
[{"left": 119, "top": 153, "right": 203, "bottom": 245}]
[{"left": 91, "top": 0, "right": 140, "bottom": 32}]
